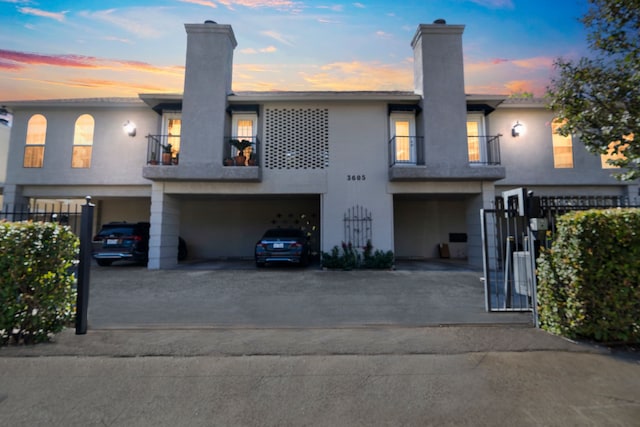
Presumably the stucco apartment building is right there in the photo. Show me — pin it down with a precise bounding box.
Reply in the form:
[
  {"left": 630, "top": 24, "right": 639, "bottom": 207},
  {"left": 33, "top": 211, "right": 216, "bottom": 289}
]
[{"left": 1, "top": 20, "right": 636, "bottom": 269}]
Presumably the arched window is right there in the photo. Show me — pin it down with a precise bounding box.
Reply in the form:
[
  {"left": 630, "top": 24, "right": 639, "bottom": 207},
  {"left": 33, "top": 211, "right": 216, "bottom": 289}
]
[
  {"left": 24, "top": 114, "right": 46, "bottom": 168},
  {"left": 72, "top": 114, "right": 94, "bottom": 168}
]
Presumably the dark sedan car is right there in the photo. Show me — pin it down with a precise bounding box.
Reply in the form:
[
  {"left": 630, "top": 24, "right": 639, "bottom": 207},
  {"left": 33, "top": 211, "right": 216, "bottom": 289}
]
[
  {"left": 92, "top": 221, "right": 187, "bottom": 266},
  {"left": 255, "top": 228, "right": 310, "bottom": 267}
]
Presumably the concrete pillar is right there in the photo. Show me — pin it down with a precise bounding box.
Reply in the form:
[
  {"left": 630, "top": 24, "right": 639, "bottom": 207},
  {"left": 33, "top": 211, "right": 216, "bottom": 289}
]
[
  {"left": 148, "top": 182, "right": 180, "bottom": 269},
  {"left": 411, "top": 21, "right": 468, "bottom": 168},
  {"left": 2, "top": 184, "right": 28, "bottom": 211},
  {"left": 624, "top": 184, "right": 639, "bottom": 204},
  {"left": 466, "top": 181, "right": 496, "bottom": 268},
  {"left": 179, "top": 21, "right": 237, "bottom": 168}
]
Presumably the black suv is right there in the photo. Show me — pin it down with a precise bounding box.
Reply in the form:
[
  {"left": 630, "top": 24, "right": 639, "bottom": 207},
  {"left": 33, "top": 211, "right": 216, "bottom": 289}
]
[{"left": 92, "top": 222, "right": 187, "bottom": 266}]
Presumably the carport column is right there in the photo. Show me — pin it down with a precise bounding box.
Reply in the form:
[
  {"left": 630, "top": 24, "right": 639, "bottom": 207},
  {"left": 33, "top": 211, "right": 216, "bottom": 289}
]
[
  {"left": 466, "top": 181, "right": 496, "bottom": 268},
  {"left": 148, "top": 182, "right": 180, "bottom": 270},
  {"left": 1, "top": 184, "right": 29, "bottom": 215}
]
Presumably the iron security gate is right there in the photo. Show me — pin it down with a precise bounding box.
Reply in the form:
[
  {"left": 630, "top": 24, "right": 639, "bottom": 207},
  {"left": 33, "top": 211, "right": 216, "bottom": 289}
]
[
  {"left": 480, "top": 205, "right": 538, "bottom": 315},
  {"left": 481, "top": 189, "right": 640, "bottom": 320}
]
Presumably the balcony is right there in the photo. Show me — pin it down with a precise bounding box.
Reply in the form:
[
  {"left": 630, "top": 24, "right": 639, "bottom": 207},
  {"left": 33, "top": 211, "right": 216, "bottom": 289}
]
[
  {"left": 142, "top": 134, "right": 261, "bottom": 182},
  {"left": 146, "top": 134, "right": 180, "bottom": 165},
  {"left": 388, "top": 135, "right": 505, "bottom": 181},
  {"left": 468, "top": 135, "right": 501, "bottom": 166},
  {"left": 223, "top": 136, "right": 260, "bottom": 167}
]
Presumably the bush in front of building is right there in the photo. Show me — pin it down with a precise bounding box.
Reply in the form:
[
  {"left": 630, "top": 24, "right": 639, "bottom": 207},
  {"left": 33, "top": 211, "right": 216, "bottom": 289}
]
[
  {"left": 536, "top": 208, "right": 640, "bottom": 344},
  {"left": 321, "top": 240, "right": 394, "bottom": 270},
  {"left": 0, "top": 221, "right": 79, "bottom": 345}
]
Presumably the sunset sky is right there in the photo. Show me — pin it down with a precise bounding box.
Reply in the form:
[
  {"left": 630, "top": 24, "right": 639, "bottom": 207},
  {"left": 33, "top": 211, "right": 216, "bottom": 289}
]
[{"left": 0, "top": 0, "right": 591, "bottom": 102}]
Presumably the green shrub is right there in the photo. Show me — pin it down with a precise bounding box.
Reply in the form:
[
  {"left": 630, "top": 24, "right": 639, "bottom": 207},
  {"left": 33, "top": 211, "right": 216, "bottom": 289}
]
[
  {"left": 321, "top": 240, "right": 394, "bottom": 270},
  {"left": 0, "top": 221, "right": 79, "bottom": 345},
  {"left": 537, "top": 208, "right": 640, "bottom": 343}
]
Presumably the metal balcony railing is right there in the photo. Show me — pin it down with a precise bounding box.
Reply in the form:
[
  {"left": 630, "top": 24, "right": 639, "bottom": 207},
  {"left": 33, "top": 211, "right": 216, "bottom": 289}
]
[
  {"left": 146, "top": 134, "right": 180, "bottom": 165},
  {"left": 224, "top": 136, "right": 260, "bottom": 166},
  {"left": 388, "top": 136, "right": 424, "bottom": 166},
  {"left": 468, "top": 135, "right": 501, "bottom": 165},
  {"left": 389, "top": 135, "right": 501, "bottom": 167}
]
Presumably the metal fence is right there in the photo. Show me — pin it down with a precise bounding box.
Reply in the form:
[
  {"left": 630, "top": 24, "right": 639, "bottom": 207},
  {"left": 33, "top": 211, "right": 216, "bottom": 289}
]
[
  {"left": 1, "top": 203, "right": 83, "bottom": 236},
  {"left": 481, "top": 193, "right": 640, "bottom": 317}
]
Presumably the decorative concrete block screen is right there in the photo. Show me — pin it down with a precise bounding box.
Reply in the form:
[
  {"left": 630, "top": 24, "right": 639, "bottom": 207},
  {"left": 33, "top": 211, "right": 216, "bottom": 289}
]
[{"left": 264, "top": 108, "right": 329, "bottom": 169}]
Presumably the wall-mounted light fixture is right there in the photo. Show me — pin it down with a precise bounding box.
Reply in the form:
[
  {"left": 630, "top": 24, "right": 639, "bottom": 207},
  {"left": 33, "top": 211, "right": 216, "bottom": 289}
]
[
  {"left": 123, "top": 120, "right": 136, "bottom": 137},
  {"left": 511, "top": 121, "right": 524, "bottom": 137}
]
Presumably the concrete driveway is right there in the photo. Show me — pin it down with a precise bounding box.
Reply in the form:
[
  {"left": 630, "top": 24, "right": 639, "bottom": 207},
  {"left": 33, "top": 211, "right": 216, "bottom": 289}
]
[{"left": 87, "top": 261, "right": 532, "bottom": 329}]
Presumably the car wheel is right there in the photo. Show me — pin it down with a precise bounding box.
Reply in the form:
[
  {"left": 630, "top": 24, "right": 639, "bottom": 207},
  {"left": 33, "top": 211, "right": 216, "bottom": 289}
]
[
  {"left": 96, "top": 259, "right": 113, "bottom": 267},
  {"left": 256, "top": 261, "right": 266, "bottom": 268}
]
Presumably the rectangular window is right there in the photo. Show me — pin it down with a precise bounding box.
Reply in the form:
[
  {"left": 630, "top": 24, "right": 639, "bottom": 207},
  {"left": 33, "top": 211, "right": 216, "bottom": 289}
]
[
  {"left": 551, "top": 120, "right": 573, "bottom": 168},
  {"left": 71, "top": 146, "right": 92, "bottom": 168},
  {"left": 601, "top": 139, "right": 629, "bottom": 169},
  {"left": 24, "top": 146, "right": 44, "bottom": 168}
]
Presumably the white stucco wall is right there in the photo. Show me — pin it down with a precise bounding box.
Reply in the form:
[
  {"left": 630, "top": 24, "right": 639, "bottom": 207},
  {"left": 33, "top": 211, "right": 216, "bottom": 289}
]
[
  {"left": 491, "top": 103, "right": 627, "bottom": 187},
  {"left": 5, "top": 102, "right": 157, "bottom": 187},
  {"left": 0, "top": 124, "right": 9, "bottom": 190}
]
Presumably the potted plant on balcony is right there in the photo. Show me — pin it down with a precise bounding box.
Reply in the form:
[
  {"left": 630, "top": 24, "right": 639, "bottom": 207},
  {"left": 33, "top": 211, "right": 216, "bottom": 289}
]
[
  {"left": 162, "top": 143, "right": 173, "bottom": 165},
  {"left": 229, "top": 139, "right": 252, "bottom": 166}
]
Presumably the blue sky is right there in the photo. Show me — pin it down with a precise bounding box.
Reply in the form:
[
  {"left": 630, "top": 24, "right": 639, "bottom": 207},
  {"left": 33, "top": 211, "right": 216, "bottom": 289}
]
[{"left": 0, "top": 0, "right": 591, "bottom": 101}]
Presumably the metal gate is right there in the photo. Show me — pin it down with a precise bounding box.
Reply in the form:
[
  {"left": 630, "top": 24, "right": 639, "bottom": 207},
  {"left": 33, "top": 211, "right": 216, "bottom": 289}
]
[
  {"left": 480, "top": 189, "right": 639, "bottom": 321},
  {"left": 480, "top": 188, "right": 541, "bottom": 318}
]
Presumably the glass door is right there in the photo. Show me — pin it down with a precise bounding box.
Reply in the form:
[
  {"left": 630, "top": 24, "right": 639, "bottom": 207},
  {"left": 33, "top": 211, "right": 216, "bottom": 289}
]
[{"left": 390, "top": 114, "right": 416, "bottom": 164}]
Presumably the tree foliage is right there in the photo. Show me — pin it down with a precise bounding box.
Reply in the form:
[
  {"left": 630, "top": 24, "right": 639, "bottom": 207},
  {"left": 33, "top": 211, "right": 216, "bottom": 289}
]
[{"left": 546, "top": 0, "right": 640, "bottom": 180}]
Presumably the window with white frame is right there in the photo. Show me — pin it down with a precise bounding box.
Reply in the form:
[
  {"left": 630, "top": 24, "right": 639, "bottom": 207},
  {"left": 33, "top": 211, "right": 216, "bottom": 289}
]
[
  {"left": 232, "top": 113, "right": 257, "bottom": 164},
  {"left": 163, "top": 113, "right": 181, "bottom": 161},
  {"left": 390, "top": 112, "right": 416, "bottom": 164},
  {"left": 24, "top": 114, "right": 46, "bottom": 168},
  {"left": 466, "top": 114, "right": 485, "bottom": 163}
]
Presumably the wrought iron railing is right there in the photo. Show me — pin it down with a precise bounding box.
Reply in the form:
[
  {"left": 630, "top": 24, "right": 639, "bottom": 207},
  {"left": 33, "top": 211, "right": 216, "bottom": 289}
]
[
  {"left": 146, "top": 134, "right": 180, "bottom": 165},
  {"left": 388, "top": 136, "right": 424, "bottom": 166},
  {"left": 468, "top": 135, "right": 501, "bottom": 165},
  {"left": 224, "top": 136, "right": 260, "bottom": 166},
  {"left": 1, "top": 203, "right": 83, "bottom": 235},
  {"left": 388, "top": 135, "right": 501, "bottom": 166}
]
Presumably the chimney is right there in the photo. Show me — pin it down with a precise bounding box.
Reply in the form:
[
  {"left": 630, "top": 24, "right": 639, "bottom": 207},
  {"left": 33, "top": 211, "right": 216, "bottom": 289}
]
[
  {"left": 180, "top": 21, "right": 237, "bottom": 166},
  {"left": 411, "top": 21, "right": 468, "bottom": 167}
]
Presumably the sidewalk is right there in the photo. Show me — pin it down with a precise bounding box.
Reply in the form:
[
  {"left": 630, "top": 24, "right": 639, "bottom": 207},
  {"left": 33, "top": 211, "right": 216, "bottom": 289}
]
[
  {"left": 1, "top": 326, "right": 639, "bottom": 427},
  {"left": 1, "top": 265, "right": 638, "bottom": 426}
]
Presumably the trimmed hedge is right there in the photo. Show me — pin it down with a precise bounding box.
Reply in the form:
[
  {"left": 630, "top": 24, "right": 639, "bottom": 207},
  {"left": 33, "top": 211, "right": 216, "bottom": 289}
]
[
  {"left": 321, "top": 240, "right": 394, "bottom": 270},
  {"left": 537, "top": 208, "right": 640, "bottom": 343},
  {"left": 1, "top": 221, "right": 79, "bottom": 345}
]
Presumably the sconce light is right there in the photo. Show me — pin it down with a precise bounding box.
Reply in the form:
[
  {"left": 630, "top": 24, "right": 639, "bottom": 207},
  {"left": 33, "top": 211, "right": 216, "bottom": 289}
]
[
  {"left": 123, "top": 120, "right": 136, "bottom": 137},
  {"left": 511, "top": 121, "right": 524, "bottom": 137}
]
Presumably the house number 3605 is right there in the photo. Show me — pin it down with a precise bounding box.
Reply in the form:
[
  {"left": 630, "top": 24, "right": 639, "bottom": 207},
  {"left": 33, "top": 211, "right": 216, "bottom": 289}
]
[{"left": 347, "top": 175, "right": 366, "bottom": 181}]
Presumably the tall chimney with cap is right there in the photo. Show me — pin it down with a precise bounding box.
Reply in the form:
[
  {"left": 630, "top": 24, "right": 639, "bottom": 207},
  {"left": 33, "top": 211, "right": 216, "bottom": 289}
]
[
  {"left": 411, "top": 19, "right": 468, "bottom": 168},
  {"left": 179, "top": 20, "right": 237, "bottom": 166}
]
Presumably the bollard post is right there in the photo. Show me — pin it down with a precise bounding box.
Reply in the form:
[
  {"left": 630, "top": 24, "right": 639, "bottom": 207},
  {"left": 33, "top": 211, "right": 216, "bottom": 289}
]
[{"left": 75, "top": 196, "right": 94, "bottom": 335}]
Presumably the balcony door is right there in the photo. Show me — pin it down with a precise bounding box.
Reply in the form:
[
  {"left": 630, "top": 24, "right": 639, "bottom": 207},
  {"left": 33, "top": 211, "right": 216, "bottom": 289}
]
[
  {"left": 162, "top": 113, "right": 181, "bottom": 158},
  {"left": 390, "top": 113, "right": 416, "bottom": 164},
  {"left": 232, "top": 113, "right": 257, "bottom": 160},
  {"left": 467, "top": 114, "right": 486, "bottom": 163}
]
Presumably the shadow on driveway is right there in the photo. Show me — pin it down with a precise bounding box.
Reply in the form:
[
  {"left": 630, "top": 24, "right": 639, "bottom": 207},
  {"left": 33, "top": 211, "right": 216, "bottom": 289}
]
[{"left": 88, "top": 260, "right": 532, "bottom": 329}]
